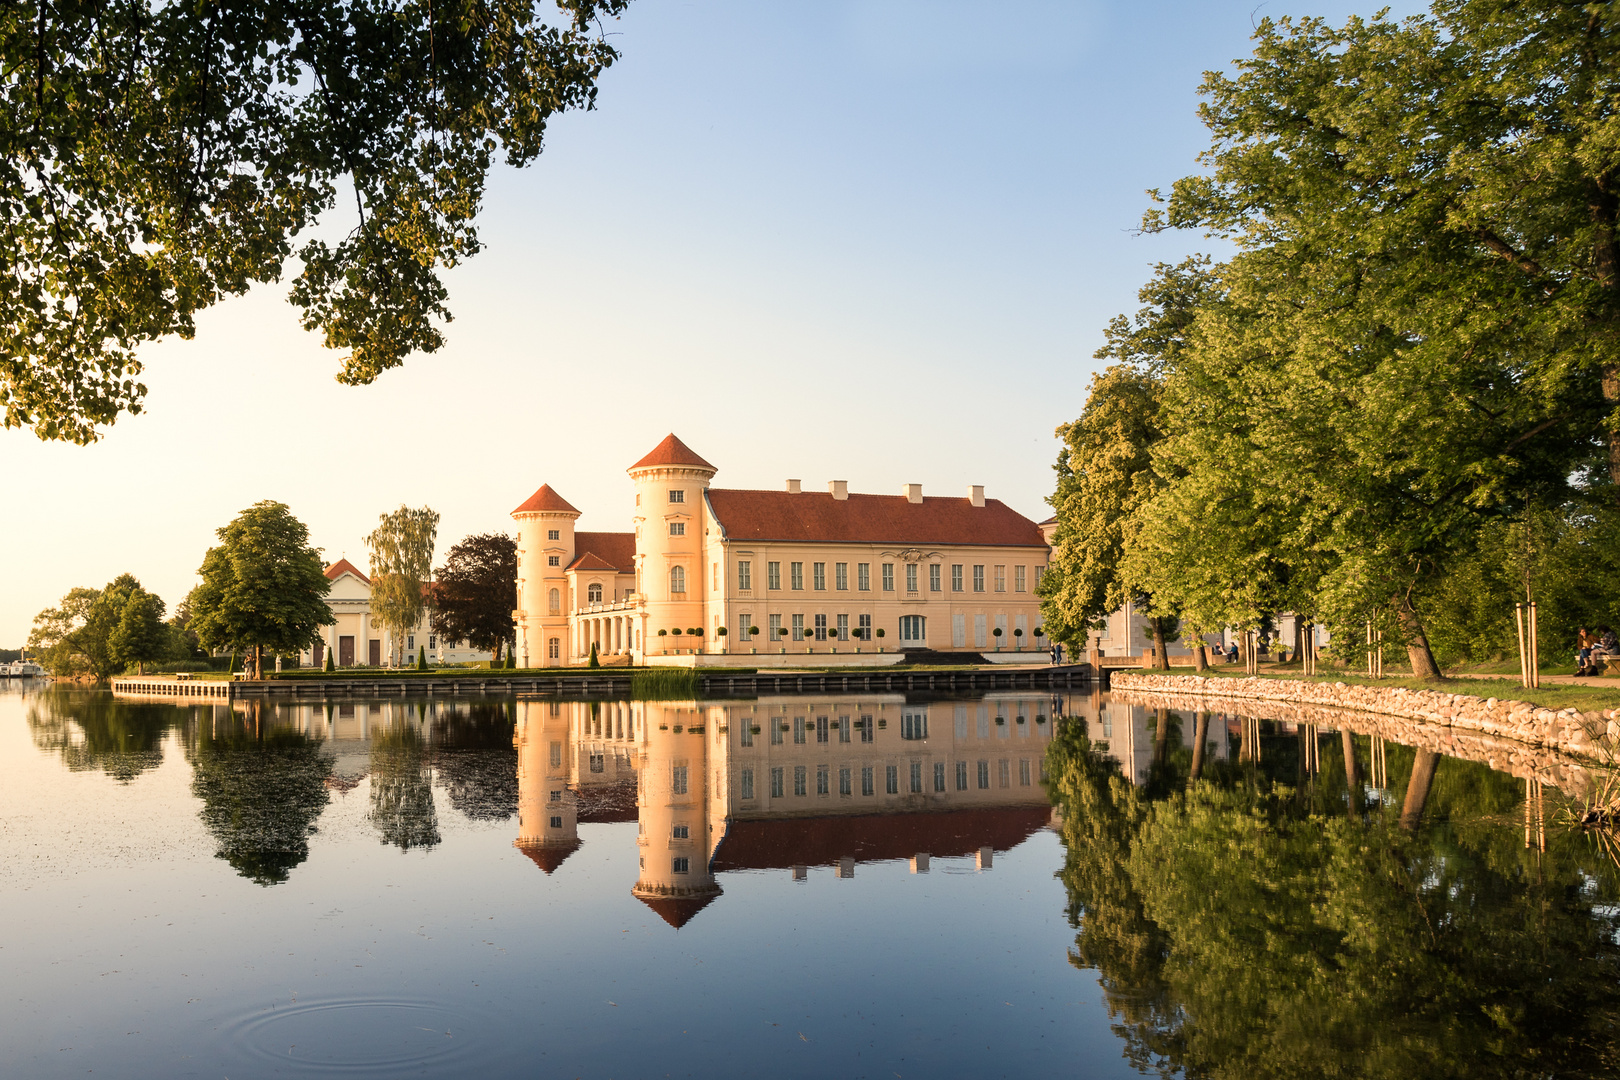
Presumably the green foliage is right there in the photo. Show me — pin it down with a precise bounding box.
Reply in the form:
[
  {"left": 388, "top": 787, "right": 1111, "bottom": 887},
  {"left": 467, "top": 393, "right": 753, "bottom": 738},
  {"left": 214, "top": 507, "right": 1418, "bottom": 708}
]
[
  {"left": 416, "top": 645, "right": 427, "bottom": 671},
  {"left": 430, "top": 532, "right": 516, "bottom": 663},
  {"left": 631, "top": 668, "right": 698, "bottom": 700},
  {"left": 190, "top": 501, "right": 334, "bottom": 677},
  {"left": 505, "top": 649, "right": 516, "bottom": 670},
  {"left": 366, "top": 504, "right": 439, "bottom": 665},
  {"left": 27, "top": 686, "right": 176, "bottom": 782},
  {"left": 588, "top": 642, "right": 600, "bottom": 668},
  {"left": 0, "top": 0, "right": 632, "bottom": 443},
  {"left": 109, "top": 588, "right": 167, "bottom": 674},
  {"left": 369, "top": 724, "right": 439, "bottom": 852},
  {"left": 324, "top": 647, "right": 336, "bottom": 673},
  {"left": 27, "top": 574, "right": 167, "bottom": 678}
]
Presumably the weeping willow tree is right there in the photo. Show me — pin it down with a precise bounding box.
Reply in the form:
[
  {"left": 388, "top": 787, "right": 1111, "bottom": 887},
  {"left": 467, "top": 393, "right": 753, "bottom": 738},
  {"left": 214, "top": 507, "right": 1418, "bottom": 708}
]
[{"left": 366, "top": 505, "right": 440, "bottom": 667}]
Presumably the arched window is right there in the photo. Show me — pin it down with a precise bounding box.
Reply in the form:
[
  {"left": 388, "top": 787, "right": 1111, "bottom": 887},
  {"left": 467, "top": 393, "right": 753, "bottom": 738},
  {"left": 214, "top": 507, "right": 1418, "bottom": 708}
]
[
  {"left": 587, "top": 583, "right": 603, "bottom": 604},
  {"left": 547, "top": 637, "right": 560, "bottom": 659},
  {"left": 670, "top": 566, "right": 686, "bottom": 595},
  {"left": 900, "top": 615, "right": 926, "bottom": 642},
  {"left": 548, "top": 588, "right": 561, "bottom": 614}
]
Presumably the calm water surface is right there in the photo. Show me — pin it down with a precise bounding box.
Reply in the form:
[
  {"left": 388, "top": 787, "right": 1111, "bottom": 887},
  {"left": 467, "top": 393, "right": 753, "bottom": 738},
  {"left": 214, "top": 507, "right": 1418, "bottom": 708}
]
[{"left": 2, "top": 682, "right": 1617, "bottom": 1078}]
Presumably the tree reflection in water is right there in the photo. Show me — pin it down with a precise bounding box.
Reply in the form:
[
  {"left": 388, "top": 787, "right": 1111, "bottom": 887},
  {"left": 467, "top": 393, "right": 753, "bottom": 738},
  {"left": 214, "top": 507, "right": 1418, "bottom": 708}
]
[
  {"left": 185, "top": 702, "right": 334, "bottom": 886},
  {"left": 27, "top": 687, "right": 175, "bottom": 782},
  {"left": 370, "top": 716, "right": 440, "bottom": 851},
  {"left": 431, "top": 701, "right": 517, "bottom": 822},
  {"left": 1047, "top": 711, "right": 1620, "bottom": 1079}
]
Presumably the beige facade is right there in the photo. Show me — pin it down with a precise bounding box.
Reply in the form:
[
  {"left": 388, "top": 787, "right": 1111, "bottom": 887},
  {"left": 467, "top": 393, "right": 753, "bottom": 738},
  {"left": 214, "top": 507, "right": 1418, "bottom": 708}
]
[
  {"left": 298, "top": 558, "right": 494, "bottom": 669},
  {"left": 513, "top": 434, "right": 1053, "bottom": 668}
]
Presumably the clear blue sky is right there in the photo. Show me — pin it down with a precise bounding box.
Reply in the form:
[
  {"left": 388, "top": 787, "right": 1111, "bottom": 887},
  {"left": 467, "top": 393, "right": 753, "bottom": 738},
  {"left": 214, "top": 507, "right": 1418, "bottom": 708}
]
[{"left": 2, "top": 0, "right": 1422, "bottom": 643}]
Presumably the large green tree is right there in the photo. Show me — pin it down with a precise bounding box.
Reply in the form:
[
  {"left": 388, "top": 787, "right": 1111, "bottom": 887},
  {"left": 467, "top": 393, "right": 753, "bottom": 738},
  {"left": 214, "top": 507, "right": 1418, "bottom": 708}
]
[
  {"left": 190, "top": 501, "right": 334, "bottom": 679},
  {"left": 26, "top": 574, "right": 167, "bottom": 677},
  {"left": 1, "top": 0, "right": 630, "bottom": 444},
  {"left": 366, "top": 504, "right": 440, "bottom": 666},
  {"left": 429, "top": 532, "right": 516, "bottom": 663}
]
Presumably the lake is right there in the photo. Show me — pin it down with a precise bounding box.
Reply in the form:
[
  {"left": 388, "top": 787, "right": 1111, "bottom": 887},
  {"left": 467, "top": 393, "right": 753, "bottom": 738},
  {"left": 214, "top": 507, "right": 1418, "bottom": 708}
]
[{"left": 3, "top": 681, "right": 1617, "bottom": 1078}]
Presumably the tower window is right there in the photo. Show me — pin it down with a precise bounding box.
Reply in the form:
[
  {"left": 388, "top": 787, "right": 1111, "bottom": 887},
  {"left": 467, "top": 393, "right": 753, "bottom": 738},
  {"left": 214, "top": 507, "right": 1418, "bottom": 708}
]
[
  {"left": 673, "top": 857, "right": 690, "bottom": 874},
  {"left": 672, "top": 825, "right": 690, "bottom": 839},
  {"left": 547, "top": 529, "right": 560, "bottom": 540},
  {"left": 670, "top": 566, "right": 686, "bottom": 594},
  {"left": 669, "top": 490, "right": 685, "bottom": 503},
  {"left": 548, "top": 555, "right": 560, "bottom": 567},
  {"left": 550, "top": 816, "right": 563, "bottom": 828},
  {"left": 669, "top": 522, "right": 685, "bottom": 536},
  {"left": 548, "top": 588, "right": 561, "bottom": 613}
]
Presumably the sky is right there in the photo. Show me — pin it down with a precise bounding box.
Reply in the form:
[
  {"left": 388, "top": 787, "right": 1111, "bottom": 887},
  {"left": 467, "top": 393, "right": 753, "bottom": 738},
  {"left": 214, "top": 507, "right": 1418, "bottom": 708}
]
[{"left": 2, "top": 0, "right": 1424, "bottom": 645}]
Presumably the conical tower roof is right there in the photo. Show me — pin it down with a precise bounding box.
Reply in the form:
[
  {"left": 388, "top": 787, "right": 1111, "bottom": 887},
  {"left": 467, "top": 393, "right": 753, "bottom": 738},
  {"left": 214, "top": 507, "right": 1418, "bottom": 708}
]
[
  {"left": 635, "top": 890, "right": 719, "bottom": 929},
  {"left": 629, "top": 434, "right": 716, "bottom": 474},
  {"left": 511, "top": 483, "right": 581, "bottom": 517}
]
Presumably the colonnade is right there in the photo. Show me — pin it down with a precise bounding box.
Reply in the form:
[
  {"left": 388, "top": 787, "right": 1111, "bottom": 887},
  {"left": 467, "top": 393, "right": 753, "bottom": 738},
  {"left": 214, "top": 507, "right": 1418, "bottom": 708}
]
[{"left": 575, "top": 614, "right": 636, "bottom": 661}]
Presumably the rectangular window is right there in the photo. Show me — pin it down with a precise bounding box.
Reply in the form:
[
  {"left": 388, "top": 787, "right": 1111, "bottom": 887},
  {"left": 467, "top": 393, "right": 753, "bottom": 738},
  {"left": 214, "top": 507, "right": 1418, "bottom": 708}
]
[
  {"left": 547, "top": 529, "right": 560, "bottom": 540},
  {"left": 858, "top": 563, "right": 871, "bottom": 591},
  {"left": 1014, "top": 565, "right": 1027, "bottom": 593},
  {"left": 909, "top": 761, "right": 922, "bottom": 793},
  {"left": 995, "top": 565, "right": 1006, "bottom": 592},
  {"left": 836, "top": 614, "right": 849, "bottom": 641},
  {"left": 998, "top": 759, "right": 1011, "bottom": 787},
  {"left": 905, "top": 563, "right": 918, "bottom": 592},
  {"left": 839, "top": 767, "right": 852, "bottom": 796},
  {"left": 886, "top": 764, "right": 899, "bottom": 795},
  {"left": 669, "top": 489, "right": 684, "bottom": 503},
  {"left": 838, "top": 715, "right": 851, "bottom": 743},
  {"left": 817, "top": 765, "right": 830, "bottom": 796},
  {"left": 738, "top": 561, "right": 752, "bottom": 590},
  {"left": 768, "top": 561, "right": 781, "bottom": 590},
  {"left": 791, "top": 562, "right": 804, "bottom": 590},
  {"left": 794, "top": 717, "right": 806, "bottom": 745},
  {"left": 794, "top": 765, "right": 807, "bottom": 797},
  {"left": 713, "top": 562, "right": 719, "bottom": 590},
  {"left": 741, "top": 769, "right": 755, "bottom": 799},
  {"left": 973, "top": 565, "right": 985, "bottom": 592},
  {"left": 816, "top": 716, "right": 829, "bottom": 744},
  {"left": 860, "top": 713, "right": 874, "bottom": 743},
  {"left": 1019, "top": 759, "right": 1032, "bottom": 786},
  {"left": 813, "top": 562, "right": 826, "bottom": 590},
  {"left": 550, "top": 742, "right": 562, "bottom": 768},
  {"left": 934, "top": 762, "right": 946, "bottom": 792},
  {"left": 859, "top": 614, "right": 871, "bottom": 641},
  {"left": 673, "top": 857, "right": 690, "bottom": 873},
  {"left": 770, "top": 614, "right": 783, "bottom": 641},
  {"left": 548, "top": 555, "right": 560, "bottom": 567},
  {"left": 901, "top": 709, "right": 929, "bottom": 740},
  {"left": 861, "top": 766, "right": 874, "bottom": 796},
  {"left": 955, "top": 705, "right": 968, "bottom": 738},
  {"left": 929, "top": 564, "right": 942, "bottom": 592},
  {"left": 835, "top": 562, "right": 848, "bottom": 590},
  {"left": 672, "top": 766, "right": 688, "bottom": 795},
  {"left": 974, "top": 614, "right": 987, "bottom": 648},
  {"left": 977, "top": 760, "right": 990, "bottom": 789},
  {"left": 955, "top": 761, "right": 969, "bottom": 790},
  {"left": 738, "top": 614, "right": 752, "bottom": 642},
  {"left": 672, "top": 824, "right": 690, "bottom": 839},
  {"left": 952, "top": 564, "right": 964, "bottom": 591},
  {"left": 407, "top": 635, "right": 415, "bottom": 650},
  {"left": 740, "top": 718, "right": 754, "bottom": 747},
  {"left": 771, "top": 716, "right": 784, "bottom": 745},
  {"left": 882, "top": 563, "right": 895, "bottom": 591},
  {"left": 771, "top": 767, "right": 784, "bottom": 798},
  {"left": 669, "top": 521, "right": 685, "bottom": 536},
  {"left": 792, "top": 614, "right": 805, "bottom": 641},
  {"left": 952, "top": 613, "right": 967, "bottom": 648},
  {"left": 814, "top": 614, "right": 827, "bottom": 641}
]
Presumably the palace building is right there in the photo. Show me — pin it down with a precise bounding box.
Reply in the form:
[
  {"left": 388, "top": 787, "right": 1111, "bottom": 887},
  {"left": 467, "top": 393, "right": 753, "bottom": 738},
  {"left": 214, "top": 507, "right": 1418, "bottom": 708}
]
[{"left": 511, "top": 434, "right": 1052, "bottom": 668}]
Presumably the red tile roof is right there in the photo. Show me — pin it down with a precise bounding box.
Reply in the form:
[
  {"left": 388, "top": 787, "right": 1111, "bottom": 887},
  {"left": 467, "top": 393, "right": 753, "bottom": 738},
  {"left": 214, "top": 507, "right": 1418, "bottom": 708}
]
[
  {"left": 706, "top": 490, "right": 1047, "bottom": 548},
  {"left": 567, "top": 552, "right": 618, "bottom": 572},
  {"left": 629, "top": 434, "right": 716, "bottom": 473},
  {"left": 635, "top": 891, "right": 719, "bottom": 929},
  {"left": 324, "top": 558, "right": 370, "bottom": 585},
  {"left": 711, "top": 805, "right": 1052, "bottom": 873},
  {"left": 514, "top": 839, "right": 580, "bottom": 874},
  {"left": 511, "top": 484, "right": 580, "bottom": 517},
  {"left": 570, "top": 531, "right": 636, "bottom": 572}
]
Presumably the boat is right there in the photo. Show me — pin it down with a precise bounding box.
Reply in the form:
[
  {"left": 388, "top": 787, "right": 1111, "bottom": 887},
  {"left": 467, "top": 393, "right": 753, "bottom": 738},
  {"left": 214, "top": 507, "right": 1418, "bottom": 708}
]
[{"left": 5, "top": 659, "right": 46, "bottom": 678}]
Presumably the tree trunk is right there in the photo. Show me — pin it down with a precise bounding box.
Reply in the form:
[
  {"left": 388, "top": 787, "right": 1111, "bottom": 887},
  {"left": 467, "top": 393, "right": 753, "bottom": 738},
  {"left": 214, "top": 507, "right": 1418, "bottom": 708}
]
[
  {"left": 492, "top": 639, "right": 502, "bottom": 664},
  {"left": 1293, "top": 618, "right": 1305, "bottom": 668},
  {"left": 252, "top": 643, "right": 262, "bottom": 681},
  {"left": 1153, "top": 707, "right": 1170, "bottom": 765},
  {"left": 1341, "top": 727, "right": 1361, "bottom": 813},
  {"left": 1193, "top": 642, "right": 1208, "bottom": 671},
  {"left": 1189, "top": 711, "right": 1209, "bottom": 780},
  {"left": 1152, "top": 619, "right": 1170, "bottom": 671},
  {"left": 1400, "top": 749, "right": 1439, "bottom": 830},
  {"left": 1396, "top": 594, "right": 1444, "bottom": 679}
]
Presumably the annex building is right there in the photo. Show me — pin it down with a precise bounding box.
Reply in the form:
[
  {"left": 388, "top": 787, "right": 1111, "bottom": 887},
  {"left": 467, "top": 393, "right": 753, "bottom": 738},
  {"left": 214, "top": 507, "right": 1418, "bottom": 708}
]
[{"left": 511, "top": 434, "right": 1052, "bottom": 668}]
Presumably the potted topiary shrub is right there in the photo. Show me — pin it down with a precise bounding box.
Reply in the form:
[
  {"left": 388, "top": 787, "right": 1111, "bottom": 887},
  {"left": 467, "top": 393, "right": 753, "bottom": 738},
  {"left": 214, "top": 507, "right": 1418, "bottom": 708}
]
[
  {"left": 993, "top": 626, "right": 1003, "bottom": 650},
  {"left": 748, "top": 626, "right": 760, "bottom": 654},
  {"left": 715, "top": 626, "right": 727, "bottom": 653},
  {"left": 875, "top": 628, "right": 885, "bottom": 652},
  {"left": 658, "top": 628, "right": 669, "bottom": 654},
  {"left": 1013, "top": 627, "right": 1024, "bottom": 650}
]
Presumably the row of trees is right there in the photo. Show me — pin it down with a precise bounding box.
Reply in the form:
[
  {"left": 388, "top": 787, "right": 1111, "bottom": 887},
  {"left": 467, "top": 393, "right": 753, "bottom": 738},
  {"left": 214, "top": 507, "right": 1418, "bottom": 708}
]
[
  {"left": 1040, "top": 3, "right": 1620, "bottom": 675},
  {"left": 27, "top": 501, "right": 518, "bottom": 678}
]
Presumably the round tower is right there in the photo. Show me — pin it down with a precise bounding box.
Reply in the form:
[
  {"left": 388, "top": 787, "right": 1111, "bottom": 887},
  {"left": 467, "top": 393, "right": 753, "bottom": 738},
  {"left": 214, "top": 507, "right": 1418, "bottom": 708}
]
[
  {"left": 513, "top": 699, "right": 581, "bottom": 873},
  {"left": 628, "top": 434, "right": 717, "bottom": 655},
  {"left": 632, "top": 701, "right": 720, "bottom": 928},
  {"left": 512, "top": 484, "right": 581, "bottom": 668}
]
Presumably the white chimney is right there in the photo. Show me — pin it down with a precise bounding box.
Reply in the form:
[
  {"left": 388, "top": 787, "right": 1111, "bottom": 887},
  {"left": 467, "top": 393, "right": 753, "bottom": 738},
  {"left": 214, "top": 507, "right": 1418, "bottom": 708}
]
[
  {"left": 969, "top": 485, "right": 985, "bottom": 507},
  {"left": 829, "top": 480, "right": 849, "bottom": 500},
  {"left": 903, "top": 483, "right": 923, "bottom": 504},
  {"left": 786, "top": 479, "right": 802, "bottom": 494}
]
